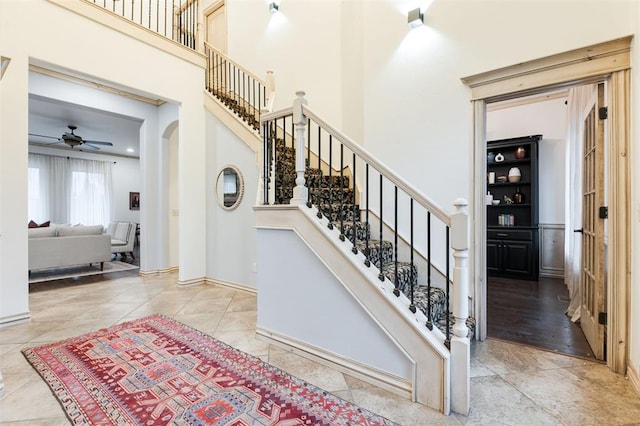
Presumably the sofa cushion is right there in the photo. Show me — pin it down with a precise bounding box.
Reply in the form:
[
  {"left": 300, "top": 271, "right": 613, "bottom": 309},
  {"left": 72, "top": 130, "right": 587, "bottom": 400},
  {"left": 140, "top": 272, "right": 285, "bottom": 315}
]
[
  {"left": 28, "top": 220, "right": 39, "bottom": 228},
  {"left": 57, "top": 224, "right": 104, "bottom": 237},
  {"left": 113, "top": 222, "right": 131, "bottom": 242},
  {"left": 28, "top": 227, "right": 57, "bottom": 238}
]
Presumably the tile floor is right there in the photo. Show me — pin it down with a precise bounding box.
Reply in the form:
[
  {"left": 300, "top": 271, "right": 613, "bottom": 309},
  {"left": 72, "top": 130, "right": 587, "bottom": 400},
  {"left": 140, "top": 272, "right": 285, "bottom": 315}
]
[{"left": 1, "top": 272, "right": 640, "bottom": 425}]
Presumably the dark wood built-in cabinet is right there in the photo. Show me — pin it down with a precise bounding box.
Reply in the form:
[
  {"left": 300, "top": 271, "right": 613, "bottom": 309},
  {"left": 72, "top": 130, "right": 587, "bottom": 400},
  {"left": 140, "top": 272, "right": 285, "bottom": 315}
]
[{"left": 487, "top": 135, "right": 541, "bottom": 280}]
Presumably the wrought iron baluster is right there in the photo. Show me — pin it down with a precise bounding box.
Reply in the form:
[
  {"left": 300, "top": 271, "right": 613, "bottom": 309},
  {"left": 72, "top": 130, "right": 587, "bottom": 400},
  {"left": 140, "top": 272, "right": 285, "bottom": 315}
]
[
  {"left": 426, "top": 211, "right": 433, "bottom": 330},
  {"left": 364, "top": 164, "right": 370, "bottom": 267},
  {"left": 378, "top": 174, "right": 384, "bottom": 281},
  {"left": 339, "top": 144, "right": 345, "bottom": 241},
  {"left": 351, "top": 153, "right": 358, "bottom": 254},
  {"left": 409, "top": 199, "right": 416, "bottom": 313},
  {"left": 306, "top": 118, "right": 312, "bottom": 208},
  {"left": 316, "top": 126, "right": 323, "bottom": 218},
  {"left": 393, "top": 186, "right": 399, "bottom": 296},
  {"left": 445, "top": 226, "right": 451, "bottom": 348},
  {"left": 327, "top": 135, "right": 334, "bottom": 230}
]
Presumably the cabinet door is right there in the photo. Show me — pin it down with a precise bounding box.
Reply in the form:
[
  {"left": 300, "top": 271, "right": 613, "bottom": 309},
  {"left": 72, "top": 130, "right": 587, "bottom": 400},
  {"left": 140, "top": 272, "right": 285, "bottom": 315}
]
[
  {"left": 502, "top": 240, "right": 533, "bottom": 277},
  {"left": 487, "top": 239, "right": 501, "bottom": 274}
]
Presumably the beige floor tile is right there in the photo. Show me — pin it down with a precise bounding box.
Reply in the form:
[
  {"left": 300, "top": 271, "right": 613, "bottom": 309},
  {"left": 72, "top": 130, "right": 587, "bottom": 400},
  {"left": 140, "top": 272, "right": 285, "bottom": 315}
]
[
  {"left": 350, "top": 387, "right": 461, "bottom": 425},
  {"left": 226, "top": 294, "right": 257, "bottom": 312},
  {"left": 502, "top": 365, "right": 640, "bottom": 425},
  {"left": 0, "top": 373, "right": 66, "bottom": 422},
  {"left": 0, "top": 272, "right": 636, "bottom": 425},
  {"left": 459, "top": 375, "right": 559, "bottom": 425},
  {"left": 267, "top": 351, "right": 349, "bottom": 393},
  {"left": 172, "top": 312, "right": 225, "bottom": 335},
  {"left": 214, "top": 311, "right": 257, "bottom": 332},
  {"left": 212, "top": 329, "right": 270, "bottom": 357}
]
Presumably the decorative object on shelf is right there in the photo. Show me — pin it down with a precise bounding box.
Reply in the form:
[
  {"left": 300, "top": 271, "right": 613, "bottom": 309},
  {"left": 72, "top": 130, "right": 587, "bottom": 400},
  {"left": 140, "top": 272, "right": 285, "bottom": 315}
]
[
  {"left": 487, "top": 151, "right": 495, "bottom": 163},
  {"left": 488, "top": 171, "right": 495, "bottom": 184},
  {"left": 503, "top": 195, "right": 514, "bottom": 205},
  {"left": 513, "top": 187, "right": 525, "bottom": 204},
  {"left": 508, "top": 167, "right": 521, "bottom": 182},
  {"left": 515, "top": 146, "right": 526, "bottom": 159},
  {"left": 497, "top": 175, "right": 508, "bottom": 183},
  {"left": 492, "top": 199, "right": 500, "bottom": 206},
  {"left": 485, "top": 191, "right": 494, "bottom": 205},
  {"left": 498, "top": 214, "right": 515, "bottom": 226},
  {"left": 494, "top": 152, "right": 505, "bottom": 163}
]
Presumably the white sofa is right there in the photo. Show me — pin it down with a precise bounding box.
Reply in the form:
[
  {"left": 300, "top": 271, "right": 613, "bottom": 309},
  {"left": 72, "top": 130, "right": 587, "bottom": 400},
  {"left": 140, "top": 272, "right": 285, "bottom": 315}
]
[
  {"left": 106, "top": 222, "right": 136, "bottom": 260},
  {"left": 28, "top": 224, "right": 111, "bottom": 272}
]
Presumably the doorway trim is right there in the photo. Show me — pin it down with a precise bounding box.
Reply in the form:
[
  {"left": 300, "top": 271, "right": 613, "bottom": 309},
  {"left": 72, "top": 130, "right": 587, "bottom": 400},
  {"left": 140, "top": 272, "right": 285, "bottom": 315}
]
[{"left": 461, "top": 35, "right": 632, "bottom": 374}]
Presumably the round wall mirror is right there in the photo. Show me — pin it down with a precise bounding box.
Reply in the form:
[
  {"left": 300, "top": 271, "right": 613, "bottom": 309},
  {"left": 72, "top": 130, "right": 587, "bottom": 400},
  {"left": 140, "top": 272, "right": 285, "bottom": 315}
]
[{"left": 216, "top": 165, "right": 244, "bottom": 211}]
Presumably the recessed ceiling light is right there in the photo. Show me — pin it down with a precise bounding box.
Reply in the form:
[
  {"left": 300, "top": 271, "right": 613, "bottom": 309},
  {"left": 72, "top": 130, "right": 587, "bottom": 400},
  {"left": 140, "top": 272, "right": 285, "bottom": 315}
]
[{"left": 126, "top": 148, "right": 135, "bottom": 153}]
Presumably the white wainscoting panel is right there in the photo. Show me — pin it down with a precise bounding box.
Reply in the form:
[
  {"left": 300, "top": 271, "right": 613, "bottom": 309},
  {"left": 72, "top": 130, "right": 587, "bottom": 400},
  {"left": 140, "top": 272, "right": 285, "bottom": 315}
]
[{"left": 539, "top": 224, "right": 565, "bottom": 278}]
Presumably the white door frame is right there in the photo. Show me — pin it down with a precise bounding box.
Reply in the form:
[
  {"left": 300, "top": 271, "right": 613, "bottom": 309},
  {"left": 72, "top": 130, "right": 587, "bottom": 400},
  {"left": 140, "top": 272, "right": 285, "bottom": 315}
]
[{"left": 461, "top": 35, "right": 632, "bottom": 374}]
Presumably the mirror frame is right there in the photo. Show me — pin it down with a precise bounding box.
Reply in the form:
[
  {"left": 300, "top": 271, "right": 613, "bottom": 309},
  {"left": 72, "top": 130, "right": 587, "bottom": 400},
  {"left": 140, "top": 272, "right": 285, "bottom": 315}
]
[{"left": 216, "top": 165, "right": 244, "bottom": 211}]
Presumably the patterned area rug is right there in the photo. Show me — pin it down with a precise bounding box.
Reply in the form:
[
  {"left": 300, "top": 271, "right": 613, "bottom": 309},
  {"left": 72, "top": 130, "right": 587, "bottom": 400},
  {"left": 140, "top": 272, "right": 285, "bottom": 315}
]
[
  {"left": 22, "top": 314, "right": 397, "bottom": 425},
  {"left": 29, "top": 261, "right": 139, "bottom": 283}
]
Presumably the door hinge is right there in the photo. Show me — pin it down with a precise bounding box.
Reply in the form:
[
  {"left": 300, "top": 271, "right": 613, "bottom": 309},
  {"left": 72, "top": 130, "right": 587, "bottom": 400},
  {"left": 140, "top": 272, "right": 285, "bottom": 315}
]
[
  {"left": 598, "top": 312, "right": 607, "bottom": 325},
  {"left": 599, "top": 206, "right": 608, "bottom": 219},
  {"left": 599, "top": 106, "right": 608, "bottom": 120}
]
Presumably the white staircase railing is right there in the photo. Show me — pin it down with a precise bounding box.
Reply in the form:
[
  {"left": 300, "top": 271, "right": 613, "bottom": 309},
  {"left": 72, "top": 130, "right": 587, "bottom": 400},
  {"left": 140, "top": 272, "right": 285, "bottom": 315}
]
[{"left": 260, "top": 91, "right": 470, "bottom": 415}]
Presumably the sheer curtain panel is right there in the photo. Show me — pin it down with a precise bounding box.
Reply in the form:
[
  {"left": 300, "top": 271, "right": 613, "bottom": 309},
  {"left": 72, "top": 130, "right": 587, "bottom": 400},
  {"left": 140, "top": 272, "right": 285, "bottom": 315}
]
[{"left": 28, "top": 153, "right": 113, "bottom": 227}]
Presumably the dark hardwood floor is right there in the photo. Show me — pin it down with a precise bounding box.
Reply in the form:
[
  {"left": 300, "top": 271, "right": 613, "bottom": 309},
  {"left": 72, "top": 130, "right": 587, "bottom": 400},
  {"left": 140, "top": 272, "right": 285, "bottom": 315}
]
[{"left": 487, "top": 275, "right": 597, "bottom": 360}]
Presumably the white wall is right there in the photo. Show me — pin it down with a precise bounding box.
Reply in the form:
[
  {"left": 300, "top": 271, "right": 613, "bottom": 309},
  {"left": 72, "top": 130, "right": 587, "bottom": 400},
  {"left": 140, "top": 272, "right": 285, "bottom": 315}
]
[
  {"left": 223, "top": 0, "right": 639, "bottom": 381},
  {"left": 257, "top": 228, "right": 412, "bottom": 379},
  {"left": 0, "top": 0, "right": 206, "bottom": 325},
  {"left": 487, "top": 96, "right": 568, "bottom": 224},
  {"left": 206, "top": 112, "right": 258, "bottom": 288}
]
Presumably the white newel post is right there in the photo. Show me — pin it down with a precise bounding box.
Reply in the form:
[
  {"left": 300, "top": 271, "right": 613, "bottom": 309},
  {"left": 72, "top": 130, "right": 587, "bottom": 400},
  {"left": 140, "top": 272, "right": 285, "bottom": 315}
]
[
  {"left": 450, "top": 198, "right": 470, "bottom": 415},
  {"left": 290, "top": 91, "right": 308, "bottom": 205},
  {"left": 265, "top": 71, "right": 275, "bottom": 112}
]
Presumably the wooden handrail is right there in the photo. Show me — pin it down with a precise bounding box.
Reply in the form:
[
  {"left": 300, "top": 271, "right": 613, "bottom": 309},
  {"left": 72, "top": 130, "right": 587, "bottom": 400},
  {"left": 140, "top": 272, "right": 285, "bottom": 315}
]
[
  {"left": 261, "top": 105, "right": 451, "bottom": 225},
  {"left": 204, "top": 42, "right": 268, "bottom": 87}
]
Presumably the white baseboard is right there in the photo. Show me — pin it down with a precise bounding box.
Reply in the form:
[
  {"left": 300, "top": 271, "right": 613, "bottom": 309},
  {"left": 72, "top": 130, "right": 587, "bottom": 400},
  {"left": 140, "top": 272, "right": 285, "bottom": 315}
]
[
  {"left": 628, "top": 363, "right": 640, "bottom": 397},
  {"left": 177, "top": 276, "right": 206, "bottom": 286},
  {"left": 0, "top": 312, "right": 30, "bottom": 328},
  {"left": 205, "top": 277, "right": 257, "bottom": 294},
  {"left": 139, "top": 266, "right": 178, "bottom": 276},
  {"left": 256, "top": 326, "right": 411, "bottom": 399}
]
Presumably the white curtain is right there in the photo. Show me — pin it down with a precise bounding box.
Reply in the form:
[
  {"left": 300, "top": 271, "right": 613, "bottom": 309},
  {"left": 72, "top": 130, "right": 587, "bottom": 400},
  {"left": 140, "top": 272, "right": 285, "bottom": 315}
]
[
  {"left": 28, "top": 154, "right": 113, "bottom": 227},
  {"left": 564, "top": 84, "right": 596, "bottom": 322}
]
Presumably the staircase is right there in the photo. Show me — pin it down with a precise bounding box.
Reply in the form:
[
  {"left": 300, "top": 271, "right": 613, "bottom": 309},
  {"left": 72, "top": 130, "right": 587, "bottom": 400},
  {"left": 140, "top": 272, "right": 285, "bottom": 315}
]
[{"left": 273, "top": 138, "right": 476, "bottom": 339}]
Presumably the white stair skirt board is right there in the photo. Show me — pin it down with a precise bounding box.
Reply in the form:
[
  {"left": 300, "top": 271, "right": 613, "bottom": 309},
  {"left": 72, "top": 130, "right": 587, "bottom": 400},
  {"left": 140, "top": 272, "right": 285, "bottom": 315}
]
[
  {"left": 256, "top": 326, "right": 412, "bottom": 400},
  {"left": 28, "top": 261, "right": 139, "bottom": 283}
]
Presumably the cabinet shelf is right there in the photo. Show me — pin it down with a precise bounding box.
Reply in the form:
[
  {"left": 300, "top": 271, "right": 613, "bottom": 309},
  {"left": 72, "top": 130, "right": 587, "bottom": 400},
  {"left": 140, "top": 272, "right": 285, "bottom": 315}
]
[
  {"left": 487, "top": 158, "right": 531, "bottom": 166},
  {"left": 488, "top": 181, "right": 530, "bottom": 187},
  {"left": 487, "top": 135, "right": 540, "bottom": 280}
]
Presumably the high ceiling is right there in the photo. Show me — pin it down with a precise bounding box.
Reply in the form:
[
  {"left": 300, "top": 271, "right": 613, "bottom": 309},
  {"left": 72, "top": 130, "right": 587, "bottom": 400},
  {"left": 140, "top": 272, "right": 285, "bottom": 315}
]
[{"left": 29, "top": 94, "right": 143, "bottom": 158}]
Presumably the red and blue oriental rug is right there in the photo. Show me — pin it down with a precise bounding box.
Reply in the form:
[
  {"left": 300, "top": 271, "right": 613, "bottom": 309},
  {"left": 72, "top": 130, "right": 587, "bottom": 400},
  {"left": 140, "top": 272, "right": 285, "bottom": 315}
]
[{"left": 22, "top": 314, "right": 397, "bottom": 425}]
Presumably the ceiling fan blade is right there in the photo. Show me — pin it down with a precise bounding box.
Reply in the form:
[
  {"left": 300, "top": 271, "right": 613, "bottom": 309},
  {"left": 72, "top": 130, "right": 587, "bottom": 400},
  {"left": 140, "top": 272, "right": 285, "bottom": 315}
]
[
  {"left": 83, "top": 140, "right": 113, "bottom": 146},
  {"left": 29, "top": 133, "right": 61, "bottom": 140},
  {"left": 82, "top": 143, "right": 101, "bottom": 150}
]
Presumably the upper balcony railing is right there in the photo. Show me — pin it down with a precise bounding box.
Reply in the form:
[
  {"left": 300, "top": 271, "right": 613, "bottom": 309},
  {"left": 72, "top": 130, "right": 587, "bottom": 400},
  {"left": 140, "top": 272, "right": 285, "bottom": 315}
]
[{"left": 88, "top": 0, "right": 199, "bottom": 50}]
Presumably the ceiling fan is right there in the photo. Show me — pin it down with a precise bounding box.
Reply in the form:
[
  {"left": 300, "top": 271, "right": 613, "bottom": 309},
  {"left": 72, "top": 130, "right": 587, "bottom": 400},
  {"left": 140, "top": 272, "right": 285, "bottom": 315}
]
[{"left": 29, "top": 125, "right": 114, "bottom": 150}]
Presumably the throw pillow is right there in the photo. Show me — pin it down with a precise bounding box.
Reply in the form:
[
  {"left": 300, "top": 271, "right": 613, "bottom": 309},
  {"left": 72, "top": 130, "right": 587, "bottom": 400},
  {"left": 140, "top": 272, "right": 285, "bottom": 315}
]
[
  {"left": 28, "top": 220, "right": 38, "bottom": 228},
  {"left": 39, "top": 221, "right": 50, "bottom": 228}
]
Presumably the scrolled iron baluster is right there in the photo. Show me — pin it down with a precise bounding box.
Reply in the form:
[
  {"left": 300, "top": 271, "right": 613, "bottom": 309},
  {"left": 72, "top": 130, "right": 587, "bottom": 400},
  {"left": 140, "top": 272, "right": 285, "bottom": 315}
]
[
  {"left": 351, "top": 153, "right": 358, "bottom": 254},
  {"left": 393, "top": 186, "right": 399, "bottom": 297},
  {"left": 426, "top": 211, "right": 433, "bottom": 330},
  {"left": 378, "top": 174, "right": 384, "bottom": 282},
  {"left": 364, "top": 164, "right": 370, "bottom": 267}
]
